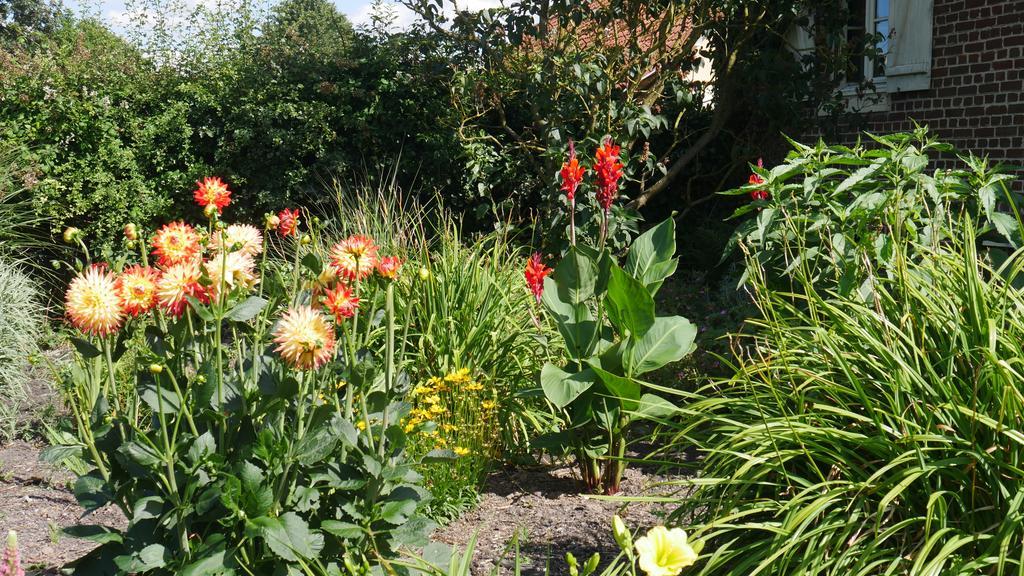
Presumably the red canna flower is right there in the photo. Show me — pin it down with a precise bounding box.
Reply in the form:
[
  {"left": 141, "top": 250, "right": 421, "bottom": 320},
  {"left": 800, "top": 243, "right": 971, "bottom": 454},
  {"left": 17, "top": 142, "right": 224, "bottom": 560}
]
[
  {"left": 194, "top": 176, "right": 232, "bottom": 214},
  {"left": 749, "top": 158, "right": 769, "bottom": 201},
  {"left": 322, "top": 284, "right": 360, "bottom": 321},
  {"left": 560, "top": 140, "right": 586, "bottom": 202},
  {"left": 593, "top": 138, "right": 623, "bottom": 212},
  {"left": 277, "top": 208, "right": 300, "bottom": 238},
  {"left": 524, "top": 252, "right": 552, "bottom": 303},
  {"left": 376, "top": 255, "right": 403, "bottom": 279}
]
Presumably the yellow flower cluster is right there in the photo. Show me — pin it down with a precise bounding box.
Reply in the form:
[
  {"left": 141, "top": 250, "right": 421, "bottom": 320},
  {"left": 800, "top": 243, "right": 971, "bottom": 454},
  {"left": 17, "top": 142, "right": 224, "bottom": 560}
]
[{"left": 405, "top": 368, "right": 500, "bottom": 460}]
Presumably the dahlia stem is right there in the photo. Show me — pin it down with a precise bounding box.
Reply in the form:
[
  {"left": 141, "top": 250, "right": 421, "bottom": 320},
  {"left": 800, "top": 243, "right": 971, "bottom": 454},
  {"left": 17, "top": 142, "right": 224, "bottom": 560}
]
[
  {"left": 102, "top": 338, "right": 117, "bottom": 416},
  {"left": 379, "top": 283, "right": 394, "bottom": 458}
]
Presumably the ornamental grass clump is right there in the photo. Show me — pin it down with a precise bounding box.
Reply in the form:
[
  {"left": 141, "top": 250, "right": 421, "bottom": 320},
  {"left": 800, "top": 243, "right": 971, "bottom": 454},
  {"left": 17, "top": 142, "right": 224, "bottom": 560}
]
[
  {"left": 53, "top": 178, "right": 434, "bottom": 575},
  {"left": 0, "top": 259, "right": 43, "bottom": 442},
  {"left": 667, "top": 219, "right": 1024, "bottom": 574}
]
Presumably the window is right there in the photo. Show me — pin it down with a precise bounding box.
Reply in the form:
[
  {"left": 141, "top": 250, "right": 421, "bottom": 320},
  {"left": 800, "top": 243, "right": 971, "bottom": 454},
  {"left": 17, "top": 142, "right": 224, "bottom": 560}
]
[
  {"left": 788, "top": 0, "right": 934, "bottom": 97},
  {"left": 846, "top": 0, "right": 890, "bottom": 84}
]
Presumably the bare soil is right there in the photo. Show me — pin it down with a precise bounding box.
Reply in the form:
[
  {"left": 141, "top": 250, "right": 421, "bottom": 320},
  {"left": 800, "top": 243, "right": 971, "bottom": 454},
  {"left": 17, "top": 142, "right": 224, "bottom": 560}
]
[
  {"left": 0, "top": 441, "right": 125, "bottom": 575},
  {"left": 434, "top": 463, "right": 691, "bottom": 575}
]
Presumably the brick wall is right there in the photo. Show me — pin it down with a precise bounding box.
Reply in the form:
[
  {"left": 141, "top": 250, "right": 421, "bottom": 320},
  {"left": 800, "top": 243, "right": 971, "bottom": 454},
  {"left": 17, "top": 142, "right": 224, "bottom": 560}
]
[{"left": 840, "top": 0, "right": 1024, "bottom": 175}]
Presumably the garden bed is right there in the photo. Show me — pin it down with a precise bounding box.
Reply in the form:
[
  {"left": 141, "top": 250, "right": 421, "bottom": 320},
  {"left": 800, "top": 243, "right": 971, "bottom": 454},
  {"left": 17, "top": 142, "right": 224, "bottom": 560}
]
[{"left": 0, "top": 441, "right": 688, "bottom": 574}]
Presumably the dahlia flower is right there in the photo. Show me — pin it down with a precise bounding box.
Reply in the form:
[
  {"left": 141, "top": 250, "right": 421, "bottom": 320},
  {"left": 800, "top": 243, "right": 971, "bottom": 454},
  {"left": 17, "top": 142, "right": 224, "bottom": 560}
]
[
  {"left": 157, "top": 260, "right": 207, "bottom": 317},
  {"left": 273, "top": 306, "right": 336, "bottom": 370},
  {"left": 376, "top": 255, "right": 402, "bottom": 279},
  {"left": 594, "top": 139, "right": 623, "bottom": 212},
  {"left": 330, "top": 235, "right": 379, "bottom": 281},
  {"left": 749, "top": 158, "right": 769, "bottom": 201},
  {"left": 524, "top": 252, "right": 552, "bottom": 303},
  {"left": 205, "top": 251, "right": 258, "bottom": 302},
  {"left": 116, "top": 265, "right": 160, "bottom": 317},
  {"left": 211, "top": 223, "right": 263, "bottom": 257},
  {"left": 560, "top": 140, "right": 586, "bottom": 201},
  {"left": 634, "top": 526, "right": 697, "bottom": 576},
  {"left": 277, "top": 208, "right": 300, "bottom": 238},
  {"left": 322, "top": 284, "right": 360, "bottom": 321},
  {"left": 194, "top": 176, "right": 232, "bottom": 214},
  {"left": 66, "top": 264, "right": 123, "bottom": 336},
  {"left": 151, "top": 221, "right": 201, "bottom": 267}
]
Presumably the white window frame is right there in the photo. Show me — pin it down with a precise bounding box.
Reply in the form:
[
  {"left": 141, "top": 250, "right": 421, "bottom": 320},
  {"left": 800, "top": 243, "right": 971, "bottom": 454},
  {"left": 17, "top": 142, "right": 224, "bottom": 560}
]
[{"left": 840, "top": 0, "right": 892, "bottom": 112}]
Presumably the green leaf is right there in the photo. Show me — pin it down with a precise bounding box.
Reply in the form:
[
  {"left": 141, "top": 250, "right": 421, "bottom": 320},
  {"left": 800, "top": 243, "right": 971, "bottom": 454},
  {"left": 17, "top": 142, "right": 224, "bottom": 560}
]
[
  {"left": 381, "top": 499, "right": 417, "bottom": 524},
  {"left": 625, "top": 218, "right": 677, "bottom": 294},
  {"left": 542, "top": 278, "right": 598, "bottom": 360},
  {"left": 187, "top": 431, "right": 217, "bottom": 465},
  {"left": 251, "top": 513, "right": 323, "bottom": 561},
  {"left": 633, "top": 393, "right": 677, "bottom": 420},
  {"left": 301, "top": 252, "right": 323, "bottom": 275},
  {"left": 605, "top": 264, "right": 654, "bottom": 337},
  {"left": 73, "top": 473, "right": 112, "bottom": 512},
  {"left": 225, "top": 296, "right": 268, "bottom": 322},
  {"left": 624, "top": 316, "right": 697, "bottom": 376},
  {"left": 187, "top": 295, "right": 215, "bottom": 321},
  {"left": 835, "top": 159, "right": 884, "bottom": 195},
  {"left": 990, "top": 212, "right": 1020, "bottom": 247},
  {"left": 587, "top": 362, "right": 641, "bottom": 411},
  {"left": 321, "top": 520, "right": 363, "bottom": 539},
  {"left": 295, "top": 425, "right": 338, "bottom": 465},
  {"left": 64, "top": 524, "right": 122, "bottom": 545},
  {"left": 69, "top": 337, "right": 101, "bottom": 359},
  {"left": 552, "top": 247, "right": 597, "bottom": 305},
  {"left": 138, "top": 379, "right": 181, "bottom": 414},
  {"left": 540, "top": 363, "right": 595, "bottom": 409},
  {"left": 117, "top": 441, "right": 163, "bottom": 472},
  {"left": 114, "top": 544, "right": 168, "bottom": 572}
]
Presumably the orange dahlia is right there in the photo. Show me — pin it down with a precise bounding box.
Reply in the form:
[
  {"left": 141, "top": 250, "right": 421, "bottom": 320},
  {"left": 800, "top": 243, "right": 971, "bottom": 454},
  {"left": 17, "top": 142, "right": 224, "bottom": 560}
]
[
  {"left": 273, "top": 306, "right": 336, "bottom": 370},
  {"left": 330, "top": 235, "right": 379, "bottom": 281},
  {"left": 116, "top": 265, "right": 160, "bottom": 317},
  {"left": 376, "top": 256, "right": 402, "bottom": 279},
  {"left": 205, "top": 251, "right": 258, "bottom": 302},
  {"left": 151, "top": 222, "right": 201, "bottom": 267},
  {"left": 156, "top": 260, "right": 207, "bottom": 317},
  {"left": 210, "top": 223, "right": 263, "bottom": 257},
  {"left": 323, "top": 285, "right": 359, "bottom": 321},
  {"left": 194, "top": 176, "right": 232, "bottom": 214},
  {"left": 66, "top": 264, "right": 123, "bottom": 336},
  {"left": 277, "top": 208, "right": 300, "bottom": 238}
]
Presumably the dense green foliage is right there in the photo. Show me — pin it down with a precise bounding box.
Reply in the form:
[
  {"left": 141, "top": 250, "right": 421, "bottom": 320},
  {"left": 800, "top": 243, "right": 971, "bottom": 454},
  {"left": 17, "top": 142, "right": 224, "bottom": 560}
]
[{"left": 725, "top": 128, "right": 1023, "bottom": 297}]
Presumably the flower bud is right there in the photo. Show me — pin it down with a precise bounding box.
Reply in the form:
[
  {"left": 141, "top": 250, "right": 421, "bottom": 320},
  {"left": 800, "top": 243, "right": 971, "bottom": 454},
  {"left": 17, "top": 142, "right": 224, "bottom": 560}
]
[
  {"left": 204, "top": 204, "right": 219, "bottom": 219},
  {"left": 123, "top": 223, "right": 138, "bottom": 241},
  {"left": 149, "top": 363, "right": 163, "bottom": 374},
  {"left": 612, "top": 514, "right": 632, "bottom": 551},
  {"left": 583, "top": 553, "right": 600, "bottom": 575},
  {"left": 265, "top": 213, "right": 280, "bottom": 230},
  {"left": 63, "top": 227, "right": 81, "bottom": 244},
  {"left": 418, "top": 266, "right": 430, "bottom": 281},
  {"left": 566, "top": 552, "right": 578, "bottom": 576},
  {"left": 300, "top": 234, "right": 312, "bottom": 246}
]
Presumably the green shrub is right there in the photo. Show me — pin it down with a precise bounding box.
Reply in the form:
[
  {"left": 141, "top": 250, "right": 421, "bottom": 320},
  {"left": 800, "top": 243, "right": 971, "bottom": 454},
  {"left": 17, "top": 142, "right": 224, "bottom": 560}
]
[
  {"left": 0, "top": 258, "right": 43, "bottom": 442},
  {"left": 724, "top": 127, "right": 1023, "bottom": 297},
  {"left": 0, "top": 19, "right": 195, "bottom": 250}
]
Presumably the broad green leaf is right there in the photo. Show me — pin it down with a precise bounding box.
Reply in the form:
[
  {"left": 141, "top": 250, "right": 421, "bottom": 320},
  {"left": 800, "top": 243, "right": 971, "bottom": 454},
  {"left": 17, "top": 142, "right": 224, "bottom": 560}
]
[
  {"left": 552, "top": 247, "right": 597, "bottom": 305},
  {"left": 73, "top": 473, "right": 112, "bottom": 512},
  {"left": 624, "top": 316, "right": 697, "bottom": 376},
  {"left": 632, "top": 393, "right": 677, "bottom": 420},
  {"left": 117, "top": 441, "right": 163, "bottom": 472},
  {"left": 138, "top": 379, "right": 180, "bottom": 414},
  {"left": 381, "top": 499, "right": 417, "bottom": 524},
  {"left": 540, "top": 363, "right": 596, "bottom": 409},
  {"left": 625, "top": 218, "right": 677, "bottom": 294},
  {"left": 321, "top": 520, "right": 363, "bottom": 539},
  {"left": 64, "top": 524, "right": 122, "bottom": 544},
  {"left": 605, "top": 264, "right": 654, "bottom": 337},
  {"left": 114, "top": 544, "right": 168, "bottom": 572},
  {"left": 225, "top": 296, "right": 268, "bottom": 322},
  {"left": 69, "top": 337, "right": 101, "bottom": 359},
  {"left": 251, "top": 513, "right": 323, "bottom": 562},
  {"left": 588, "top": 361, "right": 641, "bottom": 411},
  {"left": 835, "top": 159, "right": 884, "bottom": 195},
  {"left": 542, "top": 278, "right": 597, "bottom": 359}
]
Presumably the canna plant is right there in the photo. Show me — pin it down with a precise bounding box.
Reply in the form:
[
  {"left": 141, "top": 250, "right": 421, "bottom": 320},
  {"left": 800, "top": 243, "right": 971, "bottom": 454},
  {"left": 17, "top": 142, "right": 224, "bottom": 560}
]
[
  {"left": 51, "top": 179, "right": 435, "bottom": 575},
  {"left": 533, "top": 138, "right": 696, "bottom": 494}
]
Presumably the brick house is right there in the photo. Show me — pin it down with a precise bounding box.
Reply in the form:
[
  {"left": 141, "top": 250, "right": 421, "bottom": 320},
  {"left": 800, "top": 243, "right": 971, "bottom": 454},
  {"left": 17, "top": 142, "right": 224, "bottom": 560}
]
[{"left": 790, "top": 0, "right": 1024, "bottom": 171}]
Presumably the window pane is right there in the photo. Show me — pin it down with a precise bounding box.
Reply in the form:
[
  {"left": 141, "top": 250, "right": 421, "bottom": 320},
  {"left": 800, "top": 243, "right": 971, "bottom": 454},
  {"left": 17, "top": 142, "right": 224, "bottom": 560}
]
[
  {"left": 876, "top": 0, "right": 889, "bottom": 18},
  {"left": 876, "top": 19, "right": 889, "bottom": 53}
]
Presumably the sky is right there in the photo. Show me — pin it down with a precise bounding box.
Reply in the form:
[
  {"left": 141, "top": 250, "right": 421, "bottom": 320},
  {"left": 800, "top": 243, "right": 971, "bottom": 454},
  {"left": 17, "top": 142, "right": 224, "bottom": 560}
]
[{"left": 66, "top": 0, "right": 501, "bottom": 34}]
